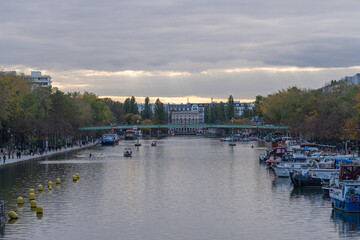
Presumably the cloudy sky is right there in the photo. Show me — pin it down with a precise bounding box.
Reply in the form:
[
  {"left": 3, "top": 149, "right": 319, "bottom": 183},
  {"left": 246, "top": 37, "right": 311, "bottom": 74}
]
[{"left": 2, "top": 0, "right": 360, "bottom": 103}]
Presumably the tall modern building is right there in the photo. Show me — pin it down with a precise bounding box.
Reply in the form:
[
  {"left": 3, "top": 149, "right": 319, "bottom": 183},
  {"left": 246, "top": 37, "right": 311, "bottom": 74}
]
[{"left": 28, "top": 71, "right": 52, "bottom": 89}]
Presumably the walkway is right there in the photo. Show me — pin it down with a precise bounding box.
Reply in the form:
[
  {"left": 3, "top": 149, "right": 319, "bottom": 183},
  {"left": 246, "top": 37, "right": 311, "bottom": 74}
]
[{"left": 0, "top": 142, "right": 98, "bottom": 168}]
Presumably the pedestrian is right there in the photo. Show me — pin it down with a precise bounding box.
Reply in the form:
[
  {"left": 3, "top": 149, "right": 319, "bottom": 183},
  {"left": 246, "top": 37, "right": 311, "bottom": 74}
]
[{"left": 3, "top": 154, "right": 6, "bottom": 164}]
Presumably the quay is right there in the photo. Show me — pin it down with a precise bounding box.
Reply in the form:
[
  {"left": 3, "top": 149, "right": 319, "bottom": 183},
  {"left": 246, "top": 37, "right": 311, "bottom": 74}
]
[{"left": 0, "top": 142, "right": 98, "bottom": 168}]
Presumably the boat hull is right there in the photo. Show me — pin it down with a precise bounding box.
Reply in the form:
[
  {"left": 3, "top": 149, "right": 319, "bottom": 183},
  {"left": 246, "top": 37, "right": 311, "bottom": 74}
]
[
  {"left": 101, "top": 139, "right": 119, "bottom": 146},
  {"left": 331, "top": 197, "right": 360, "bottom": 213},
  {"left": 290, "top": 172, "right": 324, "bottom": 188}
]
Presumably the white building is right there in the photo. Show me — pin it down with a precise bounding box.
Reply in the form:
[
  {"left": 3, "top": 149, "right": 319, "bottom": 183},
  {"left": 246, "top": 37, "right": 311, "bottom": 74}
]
[
  {"left": 341, "top": 73, "right": 360, "bottom": 85},
  {"left": 28, "top": 71, "right": 52, "bottom": 89}
]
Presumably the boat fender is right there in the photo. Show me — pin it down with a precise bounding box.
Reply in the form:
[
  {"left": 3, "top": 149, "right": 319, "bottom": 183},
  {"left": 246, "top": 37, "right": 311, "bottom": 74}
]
[{"left": 350, "top": 195, "right": 357, "bottom": 203}]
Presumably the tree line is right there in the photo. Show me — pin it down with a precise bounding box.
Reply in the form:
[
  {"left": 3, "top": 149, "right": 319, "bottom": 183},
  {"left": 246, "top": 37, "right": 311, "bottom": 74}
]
[
  {"left": 203, "top": 95, "right": 254, "bottom": 124},
  {"left": 255, "top": 81, "right": 360, "bottom": 143},
  {"left": 0, "top": 71, "right": 166, "bottom": 148}
]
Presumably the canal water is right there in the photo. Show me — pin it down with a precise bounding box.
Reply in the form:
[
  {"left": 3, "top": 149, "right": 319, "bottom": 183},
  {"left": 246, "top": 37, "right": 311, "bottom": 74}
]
[{"left": 0, "top": 137, "right": 359, "bottom": 239}]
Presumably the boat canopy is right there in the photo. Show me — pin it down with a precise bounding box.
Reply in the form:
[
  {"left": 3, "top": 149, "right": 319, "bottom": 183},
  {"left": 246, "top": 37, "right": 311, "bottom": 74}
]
[{"left": 339, "top": 164, "right": 360, "bottom": 181}]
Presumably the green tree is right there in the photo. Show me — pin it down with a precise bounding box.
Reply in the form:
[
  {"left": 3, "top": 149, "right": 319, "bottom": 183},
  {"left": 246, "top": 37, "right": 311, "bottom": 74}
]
[
  {"left": 153, "top": 98, "right": 166, "bottom": 124},
  {"left": 130, "top": 96, "right": 138, "bottom": 114},
  {"left": 226, "top": 95, "right": 235, "bottom": 120},
  {"left": 124, "top": 98, "right": 131, "bottom": 114},
  {"left": 141, "top": 97, "right": 152, "bottom": 119},
  {"left": 103, "top": 98, "right": 125, "bottom": 124}
]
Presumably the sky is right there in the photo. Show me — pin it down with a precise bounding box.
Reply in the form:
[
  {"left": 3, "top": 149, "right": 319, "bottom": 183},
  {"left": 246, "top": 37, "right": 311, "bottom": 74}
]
[{"left": 1, "top": 0, "right": 360, "bottom": 103}]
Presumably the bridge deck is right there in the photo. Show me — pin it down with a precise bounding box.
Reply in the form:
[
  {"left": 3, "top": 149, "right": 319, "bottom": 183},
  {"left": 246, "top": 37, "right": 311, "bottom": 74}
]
[{"left": 78, "top": 124, "right": 288, "bottom": 130}]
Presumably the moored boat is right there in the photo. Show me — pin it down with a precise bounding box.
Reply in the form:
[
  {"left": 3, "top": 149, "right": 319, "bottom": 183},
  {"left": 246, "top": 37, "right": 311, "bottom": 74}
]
[
  {"left": 101, "top": 133, "right": 119, "bottom": 146},
  {"left": 124, "top": 148, "right": 132, "bottom": 157},
  {"left": 330, "top": 164, "right": 360, "bottom": 213},
  {"left": 290, "top": 168, "right": 339, "bottom": 188},
  {"left": 151, "top": 141, "right": 157, "bottom": 147}
]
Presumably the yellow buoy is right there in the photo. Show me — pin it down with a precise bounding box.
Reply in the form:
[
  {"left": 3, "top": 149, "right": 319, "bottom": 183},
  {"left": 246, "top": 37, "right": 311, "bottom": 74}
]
[
  {"left": 56, "top": 178, "right": 61, "bottom": 184},
  {"left": 17, "top": 197, "right": 24, "bottom": 204},
  {"left": 29, "top": 188, "right": 35, "bottom": 194},
  {"left": 48, "top": 186, "right": 53, "bottom": 191},
  {"left": 8, "top": 211, "right": 18, "bottom": 219},
  {"left": 72, "top": 175, "right": 77, "bottom": 181},
  {"left": 36, "top": 213, "right": 43, "bottom": 219},
  {"left": 8, "top": 218, "right": 18, "bottom": 224},
  {"left": 36, "top": 205, "right": 43, "bottom": 214},
  {"left": 29, "top": 193, "right": 35, "bottom": 200},
  {"left": 30, "top": 200, "right": 37, "bottom": 208},
  {"left": 48, "top": 181, "right": 53, "bottom": 187},
  {"left": 38, "top": 184, "right": 43, "bottom": 191},
  {"left": 75, "top": 173, "right": 80, "bottom": 179}
]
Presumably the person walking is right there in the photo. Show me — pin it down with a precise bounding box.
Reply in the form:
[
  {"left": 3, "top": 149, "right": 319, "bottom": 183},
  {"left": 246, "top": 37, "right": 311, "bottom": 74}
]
[{"left": 3, "top": 154, "right": 6, "bottom": 164}]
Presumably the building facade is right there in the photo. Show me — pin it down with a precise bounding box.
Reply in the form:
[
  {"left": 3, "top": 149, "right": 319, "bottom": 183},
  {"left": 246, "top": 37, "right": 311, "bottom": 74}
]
[{"left": 28, "top": 71, "right": 52, "bottom": 89}]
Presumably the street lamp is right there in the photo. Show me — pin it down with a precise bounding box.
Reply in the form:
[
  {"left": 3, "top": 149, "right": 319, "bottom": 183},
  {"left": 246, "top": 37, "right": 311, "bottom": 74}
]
[
  {"left": 357, "top": 127, "right": 360, "bottom": 157},
  {"left": 344, "top": 126, "right": 347, "bottom": 154},
  {"left": 135, "top": 117, "right": 141, "bottom": 147},
  {"left": 229, "top": 118, "right": 236, "bottom": 146}
]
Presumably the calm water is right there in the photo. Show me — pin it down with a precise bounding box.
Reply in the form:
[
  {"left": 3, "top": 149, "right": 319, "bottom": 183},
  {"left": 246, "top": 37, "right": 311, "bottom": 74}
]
[{"left": 0, "top": 137, "right": 359, "bottom": 239}]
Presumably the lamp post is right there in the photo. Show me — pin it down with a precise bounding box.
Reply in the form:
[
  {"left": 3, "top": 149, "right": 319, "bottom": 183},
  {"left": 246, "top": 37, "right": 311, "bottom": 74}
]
[
  {"left": 135, "top": 117, "right": 141, "bottom": 147},
  {"left": 229, "top": 118, "right": 236, "bottom": 146},
  {"left": 356, "top": 127, "right": 360, "bottom": 157},
  {"left": 344, "top": 126, "right": 347, "bottom": 154}
]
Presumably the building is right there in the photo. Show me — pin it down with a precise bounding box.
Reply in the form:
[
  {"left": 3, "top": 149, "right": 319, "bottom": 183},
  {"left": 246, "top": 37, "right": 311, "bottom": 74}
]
[
  {"left": 27, "top": 71, "right": 52, "bottom": 89},
  {"left": 137, "top": 100, "right": 254, "bottom": 125},
  {"left": 341, "top": 73, "right": 360, "bottom": 85},
  {"left": 171, "top": 111, "right": 199, "bottom": 124}
]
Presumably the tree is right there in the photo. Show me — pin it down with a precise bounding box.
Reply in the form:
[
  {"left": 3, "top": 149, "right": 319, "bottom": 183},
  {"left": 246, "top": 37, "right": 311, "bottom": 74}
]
[
  {"left": 253, "top": 95, "right": 264, "bottom": 117},
  {"left": 141, "top": 97, "right": 152, "bottom": 120},
  {"left": 226, "top": 95, "right": 235, "bottom": 120},
  {"left": 204, "top": 105, "right": 211, "bottom": 123},
  {"left": 124, "top": 98, "right": 131, "bottom": 114},
  {"left": 153, "top": 98, "right": 166, "bottom": 124},
  {"left": 130, "top": 96, "right": 138, "bottom": 114},
  {"left": 103, "top": 98, "right": 125, "bottom": 124}
]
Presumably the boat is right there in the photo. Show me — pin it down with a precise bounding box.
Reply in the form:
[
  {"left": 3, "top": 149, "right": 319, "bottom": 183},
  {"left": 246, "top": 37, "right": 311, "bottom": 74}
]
[
  {"left": 151, "top": 141, "right": 157, "bottom": 147},
  {"left": 290, "top": 168, "right": 339, "bottom": 188},
  {"left": 101, "top": 133, "right": 119, "bottom": 146},
  {"left": 125, "top": 129, "right": 136, "bottom": 140},
  {"left": 330, "top": 164, "right": 360, "bottom": 213},
  {"left": 219, "top": 137, "right": 233, "bottom": 142},
  {"left": 124, "top": 148, "right": 132, "bottom": 157}
]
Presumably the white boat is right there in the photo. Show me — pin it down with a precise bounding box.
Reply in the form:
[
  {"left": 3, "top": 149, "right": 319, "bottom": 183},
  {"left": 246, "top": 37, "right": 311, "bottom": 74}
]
[
  {"left": 101, "top": 133, "right": 119, "bottom": 145},
  {"left": 124, "top": 148, "right": 132, "bottom": 157},
  {"left": 272, "top": 162, "right": 309, "bottom": 177}
]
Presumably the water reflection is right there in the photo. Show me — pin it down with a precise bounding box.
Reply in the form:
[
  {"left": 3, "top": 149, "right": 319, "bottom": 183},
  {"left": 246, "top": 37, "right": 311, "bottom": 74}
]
[
  {"left": 331, "top": 210, "right": 360, "bottom": 238},
  {"left": 0, "top": 222, "right": 4, "bottom": 237},
  {"left": 1, "top": 138, "right": 360, "bottom": 239}
]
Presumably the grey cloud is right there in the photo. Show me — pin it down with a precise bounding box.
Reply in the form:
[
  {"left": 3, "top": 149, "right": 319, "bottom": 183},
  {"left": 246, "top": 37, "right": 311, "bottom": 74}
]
[{"left": 2, "top": 0, "right": 360, "bottom": 99}]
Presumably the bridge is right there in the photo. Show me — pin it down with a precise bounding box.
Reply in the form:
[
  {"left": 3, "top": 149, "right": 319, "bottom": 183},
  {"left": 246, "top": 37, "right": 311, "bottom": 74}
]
[{"left": 78, "top": 124, "right": 289, "bottom": 131}]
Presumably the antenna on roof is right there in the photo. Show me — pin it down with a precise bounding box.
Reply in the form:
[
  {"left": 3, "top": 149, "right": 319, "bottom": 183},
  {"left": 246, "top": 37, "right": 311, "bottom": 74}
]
[{"left": 187, "top": 97, "right": 190, "bottom": 104}]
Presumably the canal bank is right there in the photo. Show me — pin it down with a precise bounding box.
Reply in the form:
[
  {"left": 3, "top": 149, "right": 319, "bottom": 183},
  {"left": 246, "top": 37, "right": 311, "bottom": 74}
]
[{"left": 0, "top": 142, "right": 98, "bottom": 168}]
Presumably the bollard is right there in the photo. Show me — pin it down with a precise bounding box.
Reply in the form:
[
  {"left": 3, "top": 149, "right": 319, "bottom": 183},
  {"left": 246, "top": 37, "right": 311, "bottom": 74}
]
[
  {"left": 56, "top": 178, "right": 61, "bottom": 184},
  {"left": 29, "top": 189, "right": 35, "bottom": 194},
  {"left": 38, "top": 185, "right": 43, "bottom": 192},
  {"left": 48, "top": 181, "right": 53, "bottom": 187},
  {"left": 75, "top": 173, "right": 80, "bottom": 180}
]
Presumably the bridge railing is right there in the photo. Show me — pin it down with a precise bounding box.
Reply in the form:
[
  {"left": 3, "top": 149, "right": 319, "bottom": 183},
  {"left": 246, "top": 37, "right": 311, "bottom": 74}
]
[{"left": 78, "top": 124, "right": 288, "bottom": 131}]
